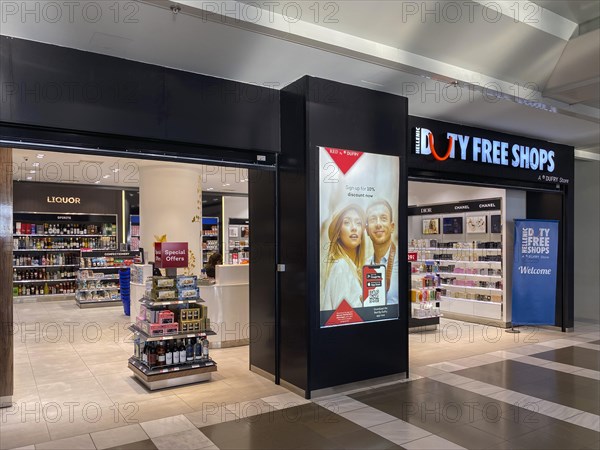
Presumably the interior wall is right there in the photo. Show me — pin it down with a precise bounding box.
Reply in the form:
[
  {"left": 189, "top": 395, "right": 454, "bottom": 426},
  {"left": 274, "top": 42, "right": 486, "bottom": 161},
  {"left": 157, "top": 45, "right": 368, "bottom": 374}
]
[{"left": 574, "top": 159, "right": 600, "bottom": 323}]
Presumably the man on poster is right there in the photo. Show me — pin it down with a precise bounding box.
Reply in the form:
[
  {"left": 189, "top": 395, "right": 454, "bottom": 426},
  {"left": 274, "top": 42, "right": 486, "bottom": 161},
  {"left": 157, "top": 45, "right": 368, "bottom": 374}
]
[{"left": 366, "top": 200, "right": 398, "bottom": 305}]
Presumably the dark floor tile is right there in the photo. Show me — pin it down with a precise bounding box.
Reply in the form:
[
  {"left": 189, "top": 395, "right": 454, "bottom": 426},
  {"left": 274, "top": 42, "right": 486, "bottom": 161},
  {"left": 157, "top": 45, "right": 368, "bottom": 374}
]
[
  {"left": 532, "top": 346, "right": 600, "bottom": 371},
  {"left": 502, "top": 426, "right": 597, "bottom": 450},
  {"left": 437, "top": 423, "right": 506, "bottom": 449},
  {"left": 537, "top": 420, "right": 600, "bottom": 448},
  {"left": 329, "top": 429, "right": 404, "bottom": 450},
  {"left": 469, "top": 416, "right": 545, "bottom": 440},
  {"left": 454, "top": 360, "right": 548, "bottom": 389},
  {"left": 588, "top": 340, "right": 600, "bottom": 345},
  {"left": 104, "top": 440, "right": 158, "bottom": 450}
]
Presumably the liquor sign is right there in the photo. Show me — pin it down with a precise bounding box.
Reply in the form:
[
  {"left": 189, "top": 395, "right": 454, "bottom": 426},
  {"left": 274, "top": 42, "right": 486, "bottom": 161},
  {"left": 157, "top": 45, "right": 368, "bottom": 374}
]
[
  {"left": 408, "top": 252, "right": 418, "bottom": 262},
  {"left": 154, "top": 242, "right": 189, "bottom": 268},
  {"left": 318, "top": 146, "right": 400, "bottom": 328},
  {"left": 511, "top": 220, "right": 559, "bottom": 325}
]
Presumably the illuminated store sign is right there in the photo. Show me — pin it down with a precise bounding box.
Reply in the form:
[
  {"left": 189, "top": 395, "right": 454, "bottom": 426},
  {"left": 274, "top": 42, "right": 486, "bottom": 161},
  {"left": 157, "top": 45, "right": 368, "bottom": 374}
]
[{"left": 415, "top": 127, "right": 556, "bottom": 173}]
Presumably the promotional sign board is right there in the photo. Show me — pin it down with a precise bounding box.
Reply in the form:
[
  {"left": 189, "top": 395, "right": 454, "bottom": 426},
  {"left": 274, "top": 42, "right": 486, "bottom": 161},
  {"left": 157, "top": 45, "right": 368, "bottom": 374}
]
[
  {"left": 319, "top": 146, "right": 400, "bottom": 328},
  {"left": 511, "top": 220, "right": 559, "bottom": 325},
  {"left": 154, "top": 242, "right": 189, "bottom": 268}
]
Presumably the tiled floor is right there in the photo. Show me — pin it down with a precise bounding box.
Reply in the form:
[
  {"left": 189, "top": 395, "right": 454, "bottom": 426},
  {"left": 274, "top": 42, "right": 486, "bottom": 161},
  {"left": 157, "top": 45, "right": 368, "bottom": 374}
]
[{"left": 1, "top": 301, "right": 599, "bottom": 449}]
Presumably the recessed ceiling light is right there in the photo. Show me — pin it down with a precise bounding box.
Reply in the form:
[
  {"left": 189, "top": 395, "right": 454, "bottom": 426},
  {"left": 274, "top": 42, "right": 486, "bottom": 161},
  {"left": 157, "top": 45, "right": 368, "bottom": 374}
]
[
  {"left": 103, "top": 175, "right": 110, "bottom": 179},
  {"left": 29, "top": 170, "right": 36, "bottom": 174},
  {"left": 207, "top": 187, "right": 214, "bottom": 191},
  {"left": 240, "top": 180, "right": 246, "bottom": 183},
  {"left": 112, "top": 168, "right": 120, "bottom": 173},
  {"left": 223, "top": 183, "right": 230, "bottom": 186},
  {"left": 26, "top": 176, "right": 32, "bottom": 180},
  {"left": 36, "top": 154, "right": 44, "bottom": 159},
  {"left": 32, "top": 162, "right": 40, "bottom": 167},
  {"left": 94, "top": 180, "right": 100, "bottom": 184}
]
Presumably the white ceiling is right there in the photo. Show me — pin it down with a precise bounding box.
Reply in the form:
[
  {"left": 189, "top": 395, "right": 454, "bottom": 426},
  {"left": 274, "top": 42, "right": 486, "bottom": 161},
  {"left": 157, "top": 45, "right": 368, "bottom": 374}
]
[
  {"left": 11, "top": 148, "right": 249, "bottom": 193},
  {"left": 1, "top": 0, "right": 599, "bottom": 156}
]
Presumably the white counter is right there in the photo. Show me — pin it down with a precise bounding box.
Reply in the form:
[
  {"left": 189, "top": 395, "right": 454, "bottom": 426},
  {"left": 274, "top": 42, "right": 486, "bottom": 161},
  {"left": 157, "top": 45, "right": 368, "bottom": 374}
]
[{"left": 200, "top": 281, "right": 249, "bottom": 348}]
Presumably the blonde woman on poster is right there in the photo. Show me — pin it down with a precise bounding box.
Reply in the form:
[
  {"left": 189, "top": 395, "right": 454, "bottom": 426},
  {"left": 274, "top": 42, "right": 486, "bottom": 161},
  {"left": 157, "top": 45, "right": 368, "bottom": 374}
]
[{"left": 321, "top": 204, "right": 366, "bottom": 311}]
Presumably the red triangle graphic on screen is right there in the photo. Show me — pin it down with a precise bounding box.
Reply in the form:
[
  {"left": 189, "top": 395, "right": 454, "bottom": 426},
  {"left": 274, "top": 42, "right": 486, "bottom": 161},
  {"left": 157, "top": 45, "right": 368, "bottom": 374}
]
[
  {"left": 325, "top": 148, "right": 363, "bottom": 175},
  {"left": 325, "top": 299, "right": 364, "bottom": 326}
]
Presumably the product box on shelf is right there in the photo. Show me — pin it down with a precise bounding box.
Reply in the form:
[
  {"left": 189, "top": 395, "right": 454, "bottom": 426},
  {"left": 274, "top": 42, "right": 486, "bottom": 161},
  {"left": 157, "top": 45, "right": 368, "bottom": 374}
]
[
  {"left": 176, "top": 275, "right": 197, "bottom": 289},
  {"left": 150, "top": 289, "right": 177, "bottom": 300},
  {"left": 152, "top": 277, "right": 176, "bottom": 289},
  {"left": 178, "top": 287, "right": 199, "bottom": 300},
  {"left": 179, "top": 308, "right": 201, "bottom": 321},
  {"left": 137, "top": 319, "right": 179, "bottom": 336},
  {"left": 158, "top": 310, "right": 175, "bottom": 324}
]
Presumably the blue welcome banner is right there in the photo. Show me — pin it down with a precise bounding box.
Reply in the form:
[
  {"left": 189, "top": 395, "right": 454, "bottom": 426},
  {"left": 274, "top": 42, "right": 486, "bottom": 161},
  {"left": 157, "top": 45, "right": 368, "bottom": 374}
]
[{"left": 512, "top": 219, "right": 559, "bottom": 325}]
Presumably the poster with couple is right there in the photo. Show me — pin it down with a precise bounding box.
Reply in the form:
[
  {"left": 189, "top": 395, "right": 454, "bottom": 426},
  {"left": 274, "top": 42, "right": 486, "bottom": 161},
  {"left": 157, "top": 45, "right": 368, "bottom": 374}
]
[{"left": 319, "top": 146, "right": 400, "bottom": 328}]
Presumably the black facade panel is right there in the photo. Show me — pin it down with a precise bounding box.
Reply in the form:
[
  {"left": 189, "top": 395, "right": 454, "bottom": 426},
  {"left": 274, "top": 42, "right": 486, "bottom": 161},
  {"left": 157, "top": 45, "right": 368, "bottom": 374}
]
[
  {"left": 278, "top": 78, "right": 309, "bottom": 392},
  {"left": 0, "top": 36, "right": 280, "bottom": 154},
  {"left": 307, "top": 77, "right": 408, "bottom": 391},
  {"left": 248, "top": 169, "right": 277, "bottom": 377}
]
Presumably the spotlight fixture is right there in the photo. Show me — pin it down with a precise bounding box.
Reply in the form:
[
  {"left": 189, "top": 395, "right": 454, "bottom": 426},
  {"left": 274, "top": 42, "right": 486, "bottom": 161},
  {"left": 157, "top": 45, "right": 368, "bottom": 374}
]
[
  {"left": 36, "top": 154, "right": 44, "bottom": 158},
  {"left": 170, "top": 4, "right": 181, "bottom": 14}
]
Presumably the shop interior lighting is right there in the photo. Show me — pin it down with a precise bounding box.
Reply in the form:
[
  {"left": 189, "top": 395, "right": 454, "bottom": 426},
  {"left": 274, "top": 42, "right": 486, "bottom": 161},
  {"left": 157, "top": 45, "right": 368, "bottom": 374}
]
[
  {"left": 26, "top": 176, "right": 32, "bottom": 180},
  {"left": 103, "top": 175, "right": 111, "bottom": 179},
  {"left": 32, "top": 162, "right": 40, "bottom": 167},
  {"left": 36, "top": 154, "right": 44, "bottom": 158}
]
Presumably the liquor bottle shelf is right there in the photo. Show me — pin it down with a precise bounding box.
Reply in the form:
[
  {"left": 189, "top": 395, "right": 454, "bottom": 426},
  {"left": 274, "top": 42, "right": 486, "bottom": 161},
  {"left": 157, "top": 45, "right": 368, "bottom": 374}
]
[
  {"left": 14, "top": 248, "right": 117, "bottom": 252},
  {"left": 128, "top": 357, "right": 216, "bottom": 376},
  {"left": 76, "top": 299, "right": 122, "bottom": 308},
  {"left": 14, "top": 278, "right": 77, "bottom": 283},
  {"left": 79, "top": 266, "right": 121, "bottom": 270},
  {"left": 14, "top": 265, "right": 79, "bottom": 269},
  {"left": 129, "top": 324, "right": 216, "bottom": 341},
  {"left": 14, "top": 234, "right": 116, "bottom": 238},
  {"left": 14, "top": 293, "right": 75, "bottom": 299}
]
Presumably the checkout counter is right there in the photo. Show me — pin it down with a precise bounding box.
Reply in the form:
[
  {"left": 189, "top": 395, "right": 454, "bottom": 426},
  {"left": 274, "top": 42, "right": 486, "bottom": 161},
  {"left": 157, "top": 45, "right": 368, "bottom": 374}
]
[
  {"left": 129, "top": 264, "right": 249, "bottom": 349},
  {"left": 200, "top": 264, "right": 249, "bottom": 348}
]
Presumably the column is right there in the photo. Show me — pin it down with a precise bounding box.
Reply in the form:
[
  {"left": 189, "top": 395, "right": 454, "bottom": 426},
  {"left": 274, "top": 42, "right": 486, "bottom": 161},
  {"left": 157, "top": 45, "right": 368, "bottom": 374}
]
[
  {"left": 0, "top": 147, "right": 13, "bottom": 407},
  {"left": 139, "top": 165, "right": 202, "bottom": 276}
]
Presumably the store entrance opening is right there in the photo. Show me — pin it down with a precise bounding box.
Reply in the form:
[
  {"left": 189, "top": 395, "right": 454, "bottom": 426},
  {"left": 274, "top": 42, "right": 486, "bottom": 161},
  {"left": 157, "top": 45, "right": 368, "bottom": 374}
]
[
  {"left": 407, "top": 180, "right": 565, "bottom": 369},
  {"left": 7, "top": 146, "right": 287, "bottom": 441}
]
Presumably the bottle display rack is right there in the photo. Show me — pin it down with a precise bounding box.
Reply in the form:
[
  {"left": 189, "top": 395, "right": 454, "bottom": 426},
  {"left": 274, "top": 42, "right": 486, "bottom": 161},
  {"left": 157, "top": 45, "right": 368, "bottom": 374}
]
[
  {"left": 129, "top": 275, "right": 217, "bottom": 390},
  {"left": 12, "top": 212, "right": 118, "bottom": 301}
]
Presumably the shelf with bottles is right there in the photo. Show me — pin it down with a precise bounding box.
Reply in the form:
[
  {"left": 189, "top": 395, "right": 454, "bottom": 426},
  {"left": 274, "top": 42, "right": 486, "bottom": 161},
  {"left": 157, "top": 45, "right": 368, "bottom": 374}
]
[
  {"left": 14, "top": 218, "right": 117, "bottom": 237},
  {"left": 131, "top": 335, "right": 214, "bottom": 369},
  {"left": 128, "top": 355, "right": 216, "bottom": 376},
  {"left": 14, "top": 235, "right": 118, "bottom": 251},
  {"left": 13, "top": 252, "right": 79, "bottom": 267},
  {"left": 14, "top": 281, "right": 77, "bottom": 297},
  {"left": 13, "top": 266, "right": 78, "bottom": 281}
]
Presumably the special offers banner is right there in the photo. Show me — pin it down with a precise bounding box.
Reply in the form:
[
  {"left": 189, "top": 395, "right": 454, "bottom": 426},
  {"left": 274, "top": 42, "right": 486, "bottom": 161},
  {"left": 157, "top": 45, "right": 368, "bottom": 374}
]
[
  {"left": 319, "top": 147, "right": 400, "bottom": 328},
  {"left": 511, "top": 220, "right": 559, "bottom": 326}
]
